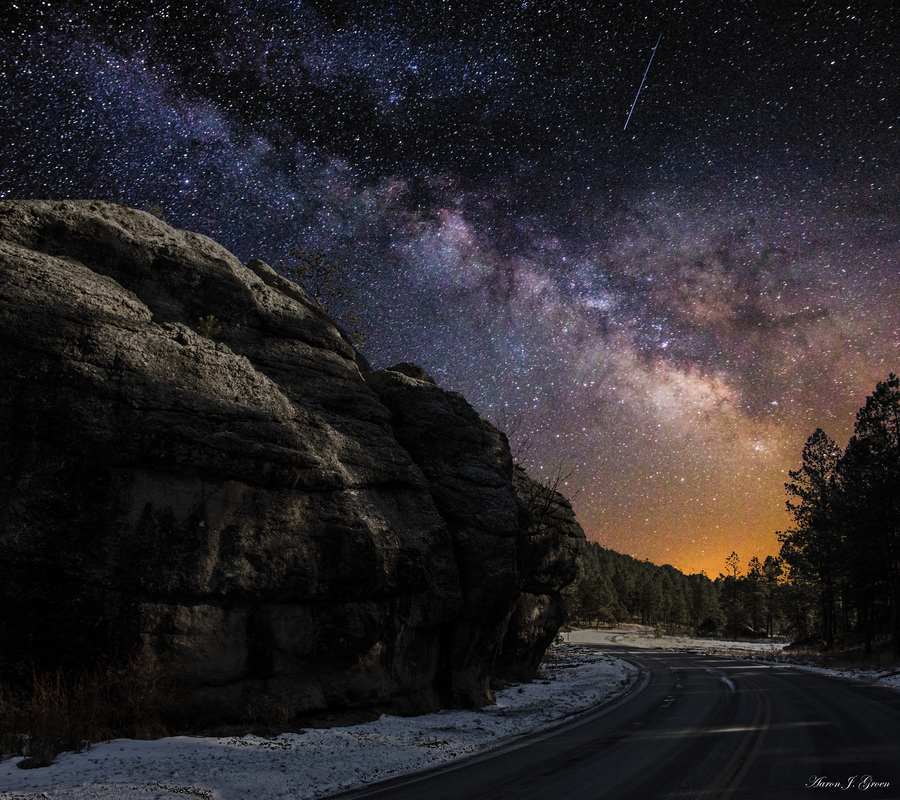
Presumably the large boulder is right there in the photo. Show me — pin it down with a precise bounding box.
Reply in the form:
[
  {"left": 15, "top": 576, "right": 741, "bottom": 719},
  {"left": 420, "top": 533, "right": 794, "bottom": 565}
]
[
  {"left": 0, "top": 199, "right": 584, "bottom": 720},
  {"left": 366, "top": 363, "right": 529, "bottom": 707},
  {"left": 495, "top": 467, "right": 585, "bottom": 681}
]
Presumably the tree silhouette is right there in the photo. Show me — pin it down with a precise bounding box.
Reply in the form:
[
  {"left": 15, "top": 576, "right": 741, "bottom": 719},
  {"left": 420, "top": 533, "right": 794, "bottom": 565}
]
[
  {"left": 725, "top": 551, "right": 741, "bottom": 580},
  {"left": 778, "top": 428, "right": 842, "bottom": 649},
  {"left": 839, "top": 374, "right": 900, "bottom": 654},
  {"left": 777, "top": 375, "right": 900, "bottom": 654},
  {"left": 279, "top": 245, "right": 369, "bottom": 349}
]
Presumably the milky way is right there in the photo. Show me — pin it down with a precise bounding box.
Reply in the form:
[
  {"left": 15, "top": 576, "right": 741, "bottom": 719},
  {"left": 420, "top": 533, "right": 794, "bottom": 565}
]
[{"left": 2, "top": 1, "right": 898, "bottom": 575}]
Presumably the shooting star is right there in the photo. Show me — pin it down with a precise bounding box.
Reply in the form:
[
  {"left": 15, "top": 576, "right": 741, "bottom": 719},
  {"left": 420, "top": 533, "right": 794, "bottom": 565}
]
[{"left": 624, "top": 33, "right": 661, "bottom": 130}]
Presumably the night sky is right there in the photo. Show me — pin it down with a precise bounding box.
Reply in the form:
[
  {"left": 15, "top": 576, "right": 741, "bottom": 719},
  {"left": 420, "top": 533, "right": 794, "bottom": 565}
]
[{"left": 3, "top": 1, "right": 898, "bottom": 576}]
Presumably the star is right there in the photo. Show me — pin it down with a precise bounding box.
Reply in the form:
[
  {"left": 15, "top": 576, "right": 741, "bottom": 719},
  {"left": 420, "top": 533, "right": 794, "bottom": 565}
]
[{"left": 2, "top": 0, "right": 898, "bottom": 576}]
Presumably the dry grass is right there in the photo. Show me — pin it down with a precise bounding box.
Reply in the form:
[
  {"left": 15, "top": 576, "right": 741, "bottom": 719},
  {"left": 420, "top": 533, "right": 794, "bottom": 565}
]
[{"left": 0, "top": 655, "right": 184, "bottom": 769}]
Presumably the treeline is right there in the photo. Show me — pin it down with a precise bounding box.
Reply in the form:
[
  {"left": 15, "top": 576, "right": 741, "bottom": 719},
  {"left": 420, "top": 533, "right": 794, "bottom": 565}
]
[
  {"left": 778, "top": 374, "right": 900, "bottom": 655},
  {"left": 562, "top": 542, "right": 782, "bottom": 638},
  {"left": 566, "top": 374, "right": 900, "bottom": 655}
]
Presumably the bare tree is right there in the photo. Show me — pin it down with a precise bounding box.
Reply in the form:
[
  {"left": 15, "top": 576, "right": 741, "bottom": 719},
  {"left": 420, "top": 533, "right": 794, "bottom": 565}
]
[
  {"left": 516, "top": 463, "right": 580, "bottom": 535},
  {"left": 725, "top": 551, "right": 741, "bottom": 580},
  {"left": 279, "top": 245, "right": 368, "bottom": 349},
  {"left": 489, "top": 411, "right": 534, "bottom": 467}
]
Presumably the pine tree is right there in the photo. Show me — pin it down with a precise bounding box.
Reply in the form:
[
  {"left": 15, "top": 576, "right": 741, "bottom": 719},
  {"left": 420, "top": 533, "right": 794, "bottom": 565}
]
[
  {"left": 778, "top": 428, "right": 843, "bottom": 648},
  {"left": 839, "top": 374, "right": 900, "bottom": 654}
]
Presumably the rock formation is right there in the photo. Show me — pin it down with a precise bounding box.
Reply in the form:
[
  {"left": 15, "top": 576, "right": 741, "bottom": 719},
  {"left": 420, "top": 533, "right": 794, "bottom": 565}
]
[{"left": 0, "top": 199, "right": 584, "bottom": 721}]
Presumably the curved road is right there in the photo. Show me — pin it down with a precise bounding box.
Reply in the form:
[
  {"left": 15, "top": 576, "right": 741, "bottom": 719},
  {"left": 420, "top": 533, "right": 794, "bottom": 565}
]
[{"left": 331, "top": 635, "right": 900, "bottom": 799}]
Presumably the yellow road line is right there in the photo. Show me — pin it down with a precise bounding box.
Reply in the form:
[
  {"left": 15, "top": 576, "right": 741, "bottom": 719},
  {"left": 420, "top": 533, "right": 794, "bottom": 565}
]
[{"left": 699, "top": 681, "right": 772, "bottom": 800}]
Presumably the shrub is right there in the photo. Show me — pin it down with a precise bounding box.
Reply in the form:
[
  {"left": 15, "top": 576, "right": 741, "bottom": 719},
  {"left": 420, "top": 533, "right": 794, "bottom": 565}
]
[
  {"left": 0, "top": 655, "right": 183, "bottom": 769},
  {"left": 198, "top": 314, "right": 222, "bottom": 338},
  {"left": 278, "top": 245, "right": 368, "bottom": 349},
  {"left": 142, "top": 203, "right": 167, "bottom": 222}
]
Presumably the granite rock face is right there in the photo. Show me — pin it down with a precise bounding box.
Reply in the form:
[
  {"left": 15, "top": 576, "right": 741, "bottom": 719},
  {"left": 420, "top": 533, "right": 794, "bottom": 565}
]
[
  {"left": 0, "top": 199, "right": 584, "bottom": 719},
  {"left": 495, "top": 467, "right": 586, "bottom": 681},
  {"left": 365, "top": 364, "right": 529, "bottom": 707}
]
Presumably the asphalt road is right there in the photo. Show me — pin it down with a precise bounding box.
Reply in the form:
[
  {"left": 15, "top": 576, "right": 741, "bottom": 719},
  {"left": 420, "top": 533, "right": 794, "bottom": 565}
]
[{"left": 330, "top": 637, "right": 900, "bottom": 800}]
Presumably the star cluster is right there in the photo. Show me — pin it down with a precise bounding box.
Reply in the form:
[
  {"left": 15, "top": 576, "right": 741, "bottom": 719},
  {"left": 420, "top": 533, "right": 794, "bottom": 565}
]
[{"left": 2, "top": 1, "right": 898, "bottom": 575}]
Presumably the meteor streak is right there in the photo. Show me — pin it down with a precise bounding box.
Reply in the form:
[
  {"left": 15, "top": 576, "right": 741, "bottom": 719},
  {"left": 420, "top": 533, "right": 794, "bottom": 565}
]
[{"left": 624, "top": 33, "right": 662, "bottom": 130}]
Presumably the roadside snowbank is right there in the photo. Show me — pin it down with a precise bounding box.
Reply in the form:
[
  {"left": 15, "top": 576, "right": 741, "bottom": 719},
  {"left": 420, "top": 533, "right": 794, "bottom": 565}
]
[
  {"left": 570, "top": 628, "right": 900, "bottom": 693},
  {"left": 0, "top": 647, "right": 636, "bottom": 800}
]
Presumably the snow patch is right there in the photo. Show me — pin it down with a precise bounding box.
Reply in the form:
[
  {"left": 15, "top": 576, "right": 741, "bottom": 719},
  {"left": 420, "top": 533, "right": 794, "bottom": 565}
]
[{"left": 0, "top": 648, "right": 635, "bottom": 800}]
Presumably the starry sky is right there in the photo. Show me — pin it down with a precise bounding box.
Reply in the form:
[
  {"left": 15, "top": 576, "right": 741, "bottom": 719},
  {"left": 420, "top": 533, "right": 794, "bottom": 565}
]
[{"left": 2, "top": 1, "right": 899, "bottom": 577}]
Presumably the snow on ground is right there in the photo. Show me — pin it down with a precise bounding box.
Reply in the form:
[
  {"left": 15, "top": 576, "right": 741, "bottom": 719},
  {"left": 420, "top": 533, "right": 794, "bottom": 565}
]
[
  {"left": 570, "top": 627, "right": 900, "bottom": 694},
  {"left": 570, "top": 627, "right": 787, "bottom": 659},
  {"left": 789, "top": 662, "right": 900, "bottom": 692},
  {"left": 5, "top": 629, "right": 895, "bottom": 800},
  {"left": 0, "top": 648, "right": 636, "bottom": 800}
]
